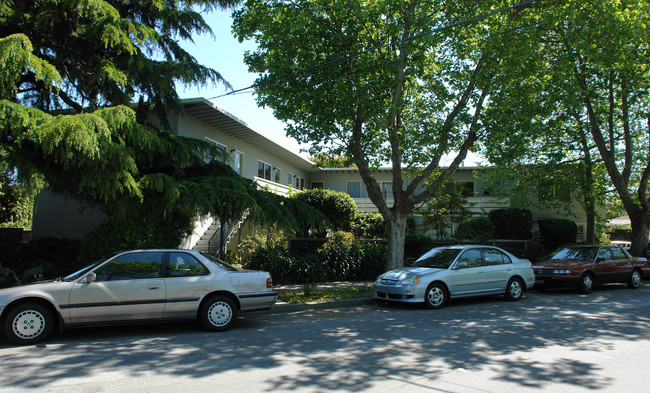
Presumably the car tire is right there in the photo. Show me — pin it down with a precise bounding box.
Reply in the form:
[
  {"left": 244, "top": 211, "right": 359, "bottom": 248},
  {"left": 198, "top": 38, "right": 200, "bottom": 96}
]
[
  {"left": 199, "top": 295, "right": 237, "bottom": 332},
  {"left": 627, "top": 269, "right": 642, "bottom": 289},
  {"left": 424, "top": 283, "right": 448, "bottom": 309},
  {"left": 578, "top": 273, "right": 594, "bottom": 294},
  {"left": 505, "top": 277, "right": 524, "bottom": 301},
  {"left": 3, "top": 302, "right": 55, "bottom": 345}
]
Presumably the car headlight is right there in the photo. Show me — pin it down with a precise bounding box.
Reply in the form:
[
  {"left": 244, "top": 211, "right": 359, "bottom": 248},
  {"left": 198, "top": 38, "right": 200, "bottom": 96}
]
[
  {"left": 552, "top": 269, "right": 571, "bottom": 275},
  {"left": 399, "top": 277, "right": 421, "bottom": 285},
  {"left": 375, "top": 275, "right": 383, "bottom": 283}
]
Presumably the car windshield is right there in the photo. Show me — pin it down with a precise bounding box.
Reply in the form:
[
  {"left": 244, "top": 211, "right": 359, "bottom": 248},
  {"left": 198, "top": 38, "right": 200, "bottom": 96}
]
[
  {"left": 551, "top": 247, "right": 598, "bottom": 261},
  {"left": 202, "top": 253, "right": 240, "bottom": 272},
  {"left": 63, "top": 262, "right": 102, "bottom": 281},
  {"left": 411, "top": 248, "right": 462, "bottom": 269}
]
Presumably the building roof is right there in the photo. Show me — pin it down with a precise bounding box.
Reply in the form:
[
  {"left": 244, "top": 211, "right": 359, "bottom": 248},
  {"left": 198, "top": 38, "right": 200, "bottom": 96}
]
[{"left": 181, "top": 98, "right": 314, "bottom": 171}]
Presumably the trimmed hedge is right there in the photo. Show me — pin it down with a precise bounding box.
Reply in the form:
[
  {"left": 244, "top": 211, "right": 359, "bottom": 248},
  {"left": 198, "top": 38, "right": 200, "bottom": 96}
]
[
  {"left": 538, "top": 218, "right": 578, "bottom": 250},
  {"left": 489, "top": 208, "right": 533, "bottom": 240},
  {"left": 246, "top": 243, "right": 386, "bottom": 284},
  {"left": 455, "top": 216, "right": 494, "bottom": 242}
]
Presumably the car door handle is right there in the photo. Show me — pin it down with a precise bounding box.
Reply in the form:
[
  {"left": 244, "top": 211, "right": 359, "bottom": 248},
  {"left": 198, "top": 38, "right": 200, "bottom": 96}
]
[{"left": 148, "top": 285, "right": 160, "bottom": 290}]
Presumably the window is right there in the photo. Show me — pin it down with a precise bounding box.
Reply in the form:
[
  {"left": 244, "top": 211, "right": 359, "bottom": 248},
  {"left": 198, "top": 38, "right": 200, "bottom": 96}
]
[
  {"left": 95, "top": 252, "right": 163, "bottom": 281},
  {"left": 287, "top": 172, "right": 294, "bottom": 186},
  {"left": 347, "top": 181, "right": 368, "bottom": 198},
  {"left": 273, "top": 167, "right": 281, "bottom": 183},
  {"left": 205, "top": 137, "right": 226, "bottom": 162},
  {"left": 598, "top": 247, "right": 613, "bottom": 261},
  {"left": 483, "top": 248, "right": 511, "bottom": 266},
  {"left": 258, "top": 161, "right": 272, "bottom": 180},
  {"left": 292, "top": 175, "right": 305, "bottom": 190},
  {"left": 611, "top": 247, "right": 628, "bottom": 260},
  {"left": 382, "top": 182, "right": 393, "bottom": 199},
  {"left": 233, "top": 151, "right": 243, "bottom": 176},
  {"left": 311, "top": 182, "right": 324, "bottom": 189},
  {"left": 166, "top": 252, "right": 209, "bottom": 277},
  {"left": 456, "top": 249, "right": 483, "bottom": 268},
  {"left": 456, "top": 181, "right": 475, "bottom": 197}
]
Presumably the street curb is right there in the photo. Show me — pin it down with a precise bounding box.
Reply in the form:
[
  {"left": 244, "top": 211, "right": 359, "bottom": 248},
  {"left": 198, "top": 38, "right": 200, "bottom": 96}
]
[{"left": 256, "top": 297, "right": 375, "bottom": 314}]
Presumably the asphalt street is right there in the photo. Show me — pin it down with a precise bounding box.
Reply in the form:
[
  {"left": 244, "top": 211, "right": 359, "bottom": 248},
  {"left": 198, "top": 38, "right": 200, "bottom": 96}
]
[{"left": 1, "top": 284, "right": 649, "bottom": 393}]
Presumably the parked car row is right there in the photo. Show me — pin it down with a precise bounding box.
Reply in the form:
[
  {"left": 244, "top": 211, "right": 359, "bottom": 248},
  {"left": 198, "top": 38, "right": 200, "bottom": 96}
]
[
  {"left": 0, "top": 244, "right": 647, "bottom": 345},
  {"left": 373, "top": 244, "right": 648, "bottom": 308}
]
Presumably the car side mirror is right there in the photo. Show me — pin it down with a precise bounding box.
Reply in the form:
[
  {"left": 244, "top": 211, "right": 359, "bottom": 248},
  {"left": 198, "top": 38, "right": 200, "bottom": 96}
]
[
  {"left": 84, "top": 273, "right": 96, "bottom": 283},
  {"left": 454, "top": 261, "right": 468, "bottom": 270}
]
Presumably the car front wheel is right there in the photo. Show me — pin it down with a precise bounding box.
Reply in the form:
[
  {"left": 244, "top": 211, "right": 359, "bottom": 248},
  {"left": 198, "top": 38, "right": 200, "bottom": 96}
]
[
  {"left": 3, "top": 302, "right": 55, "bottom": 345},
  {"left": 579, "top": 273, "right": 594, "bottom": 294},
  {"left": 424, "top": 283, "right": 448, "bottom": 309},
  {"left": 199, "top": 295, "right": 237, "bottom": 331},
  {"left": 505, "top": 278, "right": 524, "bottom": 301},
  {"left": 628, "top": 269, "right": 642, "bottom": 289}
]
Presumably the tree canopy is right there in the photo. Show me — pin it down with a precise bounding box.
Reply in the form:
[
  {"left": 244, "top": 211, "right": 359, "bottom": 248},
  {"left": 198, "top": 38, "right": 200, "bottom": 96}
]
[
  {"left": 233, "top": 0, "right": 533, "bottom": 269},
  {"left": 0, "top": 1, "right": 325, "bottom": 248}
]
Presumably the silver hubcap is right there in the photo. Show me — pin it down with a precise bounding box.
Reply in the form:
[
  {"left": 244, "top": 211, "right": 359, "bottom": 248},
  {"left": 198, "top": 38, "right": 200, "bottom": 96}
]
[
  {"left": 427, "top": 287, "right": 444, "bottom": 306},
  {"left": 12, "top": 310, "right": 45, "bottom": 340},
  {"left": 632, "top": 271, "right": 641, "bottom": 287},
  {"left": 583, "top": 275, "right": 593, "bottom": 291},
  {"left": 207, "top": 301, "right": 232, "bottom": 327},
  {"left": 510, "top": 281, "right": 522, "bottom": 298}
]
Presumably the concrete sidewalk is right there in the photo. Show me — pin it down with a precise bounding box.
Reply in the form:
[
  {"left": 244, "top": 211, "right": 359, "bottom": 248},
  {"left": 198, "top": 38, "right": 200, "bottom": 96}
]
[{"left": 262, "top": 281, "right": 375, "bottom": 313}]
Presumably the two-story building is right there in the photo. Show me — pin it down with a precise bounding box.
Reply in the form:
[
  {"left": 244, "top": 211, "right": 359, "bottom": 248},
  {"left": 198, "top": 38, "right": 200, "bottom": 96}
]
[{"left": 32, "top": 97, "right": 590, "bottom": 253}]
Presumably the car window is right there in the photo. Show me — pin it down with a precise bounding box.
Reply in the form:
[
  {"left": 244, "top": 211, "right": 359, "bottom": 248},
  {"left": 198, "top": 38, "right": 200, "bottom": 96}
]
[
  {"left": 611, "top": 247, "right": 628, "bottom": 260},
  {"left": 598, "top": 247, "right": 613, "bottom": 261},
  {"left": 166, "top": 252, "right": 210, "bottom": 277},
  {"left": 455, "top": 249, "right": 483, "bottom": 269},
  {"left": 551, "top": 247, "right": 598, "bottom": 261},
  {"left": 482, "top": 248, "right": 511, "bottom": 265},
  {"left": 94, "top": 252, "right": 163, "bottom": 281},
  {"left": 202, "top": 253, "right": 240, "bottom": 272},
  {"left": 411, "top": 248, "right": 462, "bottom": 269}
]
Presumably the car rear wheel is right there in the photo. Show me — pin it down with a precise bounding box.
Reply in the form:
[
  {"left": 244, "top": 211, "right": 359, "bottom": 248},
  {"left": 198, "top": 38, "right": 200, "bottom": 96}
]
[
  {"left": 627, "top": 269, "right": 642, "bottom": 289},
  {"left": 3, "top": 302, "right": 54, "bottom": 345},
  {"left": 579, "top": 273, "right": 593, "bottom": 294},
  {"left": 424, "top": 283, "right": 448, "bottom": 309},
  {"left": 199, "top": 295, "right": 237, "bottom": 332},
  {"left": 505, "top": 278, "right": 524, "bottom": 301}
]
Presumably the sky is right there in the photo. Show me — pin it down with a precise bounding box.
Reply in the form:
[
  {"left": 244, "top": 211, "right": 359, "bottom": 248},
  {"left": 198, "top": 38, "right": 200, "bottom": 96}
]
[{"left": 177, "top": 7, "right": 485, "bottom": 166}]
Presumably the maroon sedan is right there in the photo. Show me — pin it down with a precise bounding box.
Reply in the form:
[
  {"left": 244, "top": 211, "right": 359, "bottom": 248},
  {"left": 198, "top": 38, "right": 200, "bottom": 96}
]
[{"left": 533, "top": 245, "right": 647, "bottom": 293}]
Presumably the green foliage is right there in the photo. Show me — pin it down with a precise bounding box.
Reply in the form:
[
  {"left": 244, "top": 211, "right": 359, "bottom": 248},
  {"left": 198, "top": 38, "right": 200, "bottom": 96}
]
[
  {"left": 0, "top": 238, "right": 82, "bottom": 287},
  {"left": 292, "top": 188, "right": 357, "bottom": 236},
  {"left": 538, "top": 219, "right": 578, "bottom": 251},
  {"left": 489, "top": 208, "right": 533, "bottom": 240},
  {"left": 420, "top": 179, "right": 472, "bottom": 239},
  {"left": 455, "top": 217, "right": 494, "bottom": 243},
  {"left": 350, "top": 212, "right": 387, "bottom": 239},
  {"left": 404, "top": 234, "right": 438, "bottom": 262},
  {"left": 246, "top": 243, "right": 386, "bottom": 285},
  {"left": 77, "top": 217, "right": 186, "bottom": 264}
]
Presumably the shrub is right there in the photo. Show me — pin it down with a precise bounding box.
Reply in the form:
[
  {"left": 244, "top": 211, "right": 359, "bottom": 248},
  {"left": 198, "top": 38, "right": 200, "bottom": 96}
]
[
  {"left": 351, "top": 212, "right": 387, "bottom": 239},
  {"left": 538, "top": 218, "right": 578, "bottom": 250},
  {"left": 246, "top": 243, "right": 387, "bottom": 284},
  {"left": 292, "top": 188, "right": 357, "bottom": 236},
  {"left": 404, "top": 234, "right": 438, "bottom": 261},
  {"left": 77, "top": 217, "right": 184, "bottom": 263},
  {"left": 455, "top": 216, "right": 494, "bottom": 243},
  {"left": 489, "top": 208, "right": 533, "bottom": 240}
]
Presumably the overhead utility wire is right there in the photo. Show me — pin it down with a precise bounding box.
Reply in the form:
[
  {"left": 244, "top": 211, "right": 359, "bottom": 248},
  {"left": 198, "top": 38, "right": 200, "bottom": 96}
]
[{"left": 209, "top": 0, "right": 538, "bottom": 100}]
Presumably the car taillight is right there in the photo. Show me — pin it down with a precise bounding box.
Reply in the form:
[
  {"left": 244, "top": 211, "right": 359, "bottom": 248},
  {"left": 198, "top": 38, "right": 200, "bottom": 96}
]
[{"left": 267, "top": 278, "right": 273, "bottom": 288}]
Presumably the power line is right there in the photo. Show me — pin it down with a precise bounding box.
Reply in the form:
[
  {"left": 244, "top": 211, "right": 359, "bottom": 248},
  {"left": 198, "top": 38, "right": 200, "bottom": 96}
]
[{"left": 209, "top": 0, "right": 539, "bottom": 100}]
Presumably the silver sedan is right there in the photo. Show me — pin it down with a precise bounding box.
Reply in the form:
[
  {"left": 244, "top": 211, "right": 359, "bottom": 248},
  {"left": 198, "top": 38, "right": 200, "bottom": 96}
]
[
  {"left": 0, "top": 249, "right": 277, "bottom": 345},
  {"left": 374, "top": 245, "right": 535, "bottom": 308}
]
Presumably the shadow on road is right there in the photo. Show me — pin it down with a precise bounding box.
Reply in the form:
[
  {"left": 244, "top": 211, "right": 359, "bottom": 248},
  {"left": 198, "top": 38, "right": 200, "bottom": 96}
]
[{"left": 1, "top": 284, "right": 648, "bottom": 391}]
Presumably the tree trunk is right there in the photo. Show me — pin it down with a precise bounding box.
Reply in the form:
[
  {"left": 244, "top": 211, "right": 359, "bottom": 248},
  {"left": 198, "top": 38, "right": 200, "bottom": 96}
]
[
  {"left": 385, "top": 212, "right": 408, "bottom": 271},
  {"left": 628, "top": 211, "right": 649, "bottom": 257}
]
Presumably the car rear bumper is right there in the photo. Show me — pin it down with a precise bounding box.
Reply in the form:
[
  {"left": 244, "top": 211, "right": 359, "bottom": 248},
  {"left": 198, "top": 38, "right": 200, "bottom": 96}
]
[{"left": 239, "top": 292, "right": 278, "bottom": 312}]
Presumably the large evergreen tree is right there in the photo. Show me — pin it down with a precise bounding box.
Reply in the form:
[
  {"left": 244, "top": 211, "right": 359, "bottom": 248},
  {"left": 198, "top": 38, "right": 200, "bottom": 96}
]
[{"left": 0, "top": 1, "right": 325, "bottom": 247}]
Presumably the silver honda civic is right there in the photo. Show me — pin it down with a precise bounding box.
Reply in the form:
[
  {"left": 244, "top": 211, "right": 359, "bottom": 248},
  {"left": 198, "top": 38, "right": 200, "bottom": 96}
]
[
  {"left": 374, "top": 245, "right": 535, "bottom": 308},
  {"left": 0, "top": 249, "right": 277, "bottom": 345}
]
